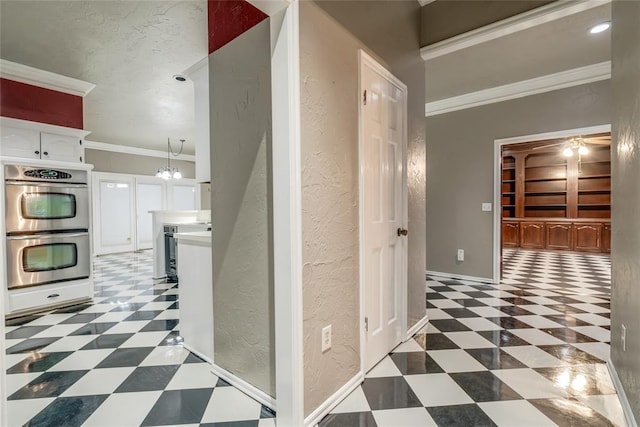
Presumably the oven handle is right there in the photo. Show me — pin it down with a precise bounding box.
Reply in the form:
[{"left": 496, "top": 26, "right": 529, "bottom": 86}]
[
  {"left": 6, "top": 232, "right": 89, "bottom": 241},
  {"left": 5, "top": 181, "right": 87, "bottom": 188}
]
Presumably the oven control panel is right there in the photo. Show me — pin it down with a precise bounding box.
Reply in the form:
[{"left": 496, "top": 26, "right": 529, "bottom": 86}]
[
  {"left": 24, "top": 169, "right": 73, "bottom": 180},
  {"left": 4, "top": 165, "right": 87, "bottom": 184}
]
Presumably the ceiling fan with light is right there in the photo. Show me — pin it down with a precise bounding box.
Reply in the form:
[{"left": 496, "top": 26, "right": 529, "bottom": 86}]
[{"left": 529, "top": 134, "right": 611, "bottom": 173}]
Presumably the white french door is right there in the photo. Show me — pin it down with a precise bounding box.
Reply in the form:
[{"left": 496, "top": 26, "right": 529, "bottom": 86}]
[
  {"left": 360, "top": 51, "right": 408, "bottom": 372},
  {"left": 93, "top": 176, "right": 136, "bottom": 255},
  {"left": 135, "top": 179, "right": 166, "bottom": 250}
]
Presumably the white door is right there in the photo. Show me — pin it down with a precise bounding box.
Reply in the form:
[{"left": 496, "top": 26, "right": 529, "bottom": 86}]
[
  {"left": 40, "top": 133, "right": 83, "bottom": 163},
  {"left": 360, "top": 51, "right": 407, "bottom": 372},
  {"left": 135, "top": 180, "right": 165, "bottom": 250},
  {"left": 0, "top": 127, "right": 40, "bottom": 159},
  {"left": 93, "top": 176, "right": 136, "bottom": 254}
]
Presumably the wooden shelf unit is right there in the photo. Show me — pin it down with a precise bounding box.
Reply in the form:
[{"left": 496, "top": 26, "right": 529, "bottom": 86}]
[{"left": 501, "top": 137, "right": 611, "bottom": 253}]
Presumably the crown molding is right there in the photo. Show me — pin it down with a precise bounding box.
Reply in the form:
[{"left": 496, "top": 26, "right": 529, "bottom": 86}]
[
  {"left": 420, "top": 0, "right": 611, "bottom": 61},
  {"left": 0, "top": 59, "right": 95, "bottom": 97},
  {"left": 425, "top": 61, "right": 610, "bottom": 117},
  {"left": 418, "top": 0, "right": 436, "bottom": 6},
  {"left": 84, "top": 140, "right": 196, "bottom": 162}
]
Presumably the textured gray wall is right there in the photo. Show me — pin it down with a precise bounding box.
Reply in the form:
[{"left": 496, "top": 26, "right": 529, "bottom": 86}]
[
  {"left": 209, "top": 20, "right": 274, "bottom": 397},
  {"left": 426, "top": 81, "right": 610, "bottom": 279},
  {"left": 611, "top": 0, "right": 640, "bottom": 422},
  {"left": 420, "top": 0, "right": 553, "bottom": 46},
  {"left": 301, "top": 0, "right": 426, "bottom": 415},
  {"left": 85, "top": 149, "right": 195, "bottom": 178}
]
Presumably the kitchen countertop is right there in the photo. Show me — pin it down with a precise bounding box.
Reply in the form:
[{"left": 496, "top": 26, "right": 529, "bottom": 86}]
[{"left": 174, "top": 231, "right": 211, "bottom": 244}]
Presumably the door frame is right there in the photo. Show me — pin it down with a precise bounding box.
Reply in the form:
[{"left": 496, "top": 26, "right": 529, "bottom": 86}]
[
  {"left": 358, "top": 49, "right": 408, "bottom": 373},
  {"left": 492, "top": 124, "right": 611, "bottom": 282}
]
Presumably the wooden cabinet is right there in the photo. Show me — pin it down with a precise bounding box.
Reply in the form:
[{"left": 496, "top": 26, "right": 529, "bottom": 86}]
[
  {"left": 546, "top": 222, "right": 572, "bottom": 250},
  {"left": 574, "top": 223, "right": 602, "bottom": 252},
  {"left": 502, "top": 135, "right": 610, "bottom": 253},
  {"left": 502, "top": 221, "right": 519, "bottom": 248},
  {"left": 0, "top": 119, "right": 87, "bottom": 163},
  {"left": 602, "top": 224, "right": 611, "bottom": 253},
  {"left": 520, "top": 222, "right": 545, "bottom": 249}
]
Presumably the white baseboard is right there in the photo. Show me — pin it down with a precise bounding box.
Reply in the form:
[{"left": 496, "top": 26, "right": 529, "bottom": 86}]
[
  {"left": 182, "top": 343, "right": 214, "bottom": 365},
  {"left": 607, "top": 360, "right": 638, "bottom": 427},
  {"left": 405, "top": 314, "right": 429, "bottom": 341},
  {"left": 304, "top": 371, "right": 364, "bottom": 427},
  {"left": 426, "top": 270, "right": 495, "bottom": 284},
  {"left": 210, "top": 363, "right": 276, "bottom": 410}
]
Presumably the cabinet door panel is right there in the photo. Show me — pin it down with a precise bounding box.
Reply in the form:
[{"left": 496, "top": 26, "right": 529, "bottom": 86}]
[
  {"left": 602, "top": 224, "right": 611, "bottom": 253},
  {"left": 41, "top": 132, "right": 83, "bottom": 163},
  {"left": 546, "top": 222, "right": 572, "bottom": 250},
  {"left": 520, "top": 222, "right": 545, "bottom": 249},
  {"left": 502, "top": 221, "right": 519, "bottom": 248},
  {"left": 0, "top": 126, "right": 41, "bottom": 159},
  {"left": 574, "top": 223, "right": 602, "bottom": 252}
]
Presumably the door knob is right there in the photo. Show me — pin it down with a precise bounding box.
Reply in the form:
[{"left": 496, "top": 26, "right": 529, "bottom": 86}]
[{"left": 397, "top": 228, "right": 408, "bottom": 237}]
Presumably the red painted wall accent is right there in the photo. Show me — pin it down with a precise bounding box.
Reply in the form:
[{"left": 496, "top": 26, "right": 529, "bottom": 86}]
[
  {"left": 0, "top": 78, "right": 83, "bottom": 129},
  {"left": 208, "top": 0, "right": 268, "bottom": 53}
]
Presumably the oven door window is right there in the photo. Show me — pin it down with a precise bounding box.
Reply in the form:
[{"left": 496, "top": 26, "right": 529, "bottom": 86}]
[
  {"left": 21, "top": 193, "right": 77, "bottom": 219},
  {"left": 23, "top": 243, "right": 78, "bottom": 272}
]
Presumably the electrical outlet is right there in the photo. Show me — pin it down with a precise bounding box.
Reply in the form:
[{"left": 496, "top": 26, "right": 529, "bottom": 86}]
[
  {"left": 482, "top": 203, "right": 492, "bottom": 212},
  {"left": 322, "top": 325, "right": 332, "bottom": 352},
  {"left": 622, "top": 324, "right": 627, "bottom": 352},
  {"left": 457, "top": 249, "right": 464, "bottom": 262}
]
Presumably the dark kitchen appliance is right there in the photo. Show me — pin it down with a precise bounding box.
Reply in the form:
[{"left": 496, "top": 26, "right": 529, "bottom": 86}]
[{"left": 164, "top": 225, "right": 178, "bottom": 282}]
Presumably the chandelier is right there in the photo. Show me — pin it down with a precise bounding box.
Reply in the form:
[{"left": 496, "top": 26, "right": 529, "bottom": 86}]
[{"left": 156, "top": 138, "right": 184, "bottom": 180}]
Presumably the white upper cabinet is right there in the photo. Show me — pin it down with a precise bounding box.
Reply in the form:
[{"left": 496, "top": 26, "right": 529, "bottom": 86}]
[
  {"left": 0, "top": 118, "right": 89, "bottom": 163},
  {"left": 0, "top": 126, "right": 41, "bottom": 159},
  {"left": 41, "top": 132, "right": 84, "bottom": 162}
]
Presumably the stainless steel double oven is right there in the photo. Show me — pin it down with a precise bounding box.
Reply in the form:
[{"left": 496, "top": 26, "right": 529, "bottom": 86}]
[{"left": 5, "top": 165, "right": 90, "bottom": 290}]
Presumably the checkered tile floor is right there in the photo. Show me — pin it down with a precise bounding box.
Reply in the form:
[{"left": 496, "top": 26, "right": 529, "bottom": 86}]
[
  {"left": 4, "top": 250, "right": 275, "bottom": 427},
  {"left": 321, "top": 249, "right": 627, "bottom": 427}
]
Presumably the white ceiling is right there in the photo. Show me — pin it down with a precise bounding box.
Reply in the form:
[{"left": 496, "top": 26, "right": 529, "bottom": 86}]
[
  {"left": 0, "top": 0, "right": 207, "bottom": 154},
  {"left": 425, "top": 3, "right": 611, "bottom": 102}
]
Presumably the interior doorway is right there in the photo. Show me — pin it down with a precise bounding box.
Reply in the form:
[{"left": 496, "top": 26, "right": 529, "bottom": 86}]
[{"left": 493, "top": 125, "right": 612, "bottom": 281}]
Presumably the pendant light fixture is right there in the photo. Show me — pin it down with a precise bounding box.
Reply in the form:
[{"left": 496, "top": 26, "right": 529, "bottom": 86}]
[{"left": 156, "top": 138, "right": 185, "bottom": 180}]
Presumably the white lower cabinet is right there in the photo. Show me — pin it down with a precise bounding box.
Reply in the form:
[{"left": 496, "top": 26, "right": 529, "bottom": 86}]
[
  {"left": 7, "top": 281, "right": 92, "bottom": 315},
  {"left": 176, "top": 235, "right": 213, "bottom": 362}
]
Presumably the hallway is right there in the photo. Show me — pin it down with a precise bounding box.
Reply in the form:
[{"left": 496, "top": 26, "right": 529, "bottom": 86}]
[{"left": 321, "top": 249, "right": 625, "bottom": 426}]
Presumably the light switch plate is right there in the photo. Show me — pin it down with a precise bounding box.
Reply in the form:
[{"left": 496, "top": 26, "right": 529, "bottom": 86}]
[
  {"left": 482, "top": 203, "right": 492, "bottom": 211},
  {"left": 322, "top": 325, "right": 332, "bottom": 352}
]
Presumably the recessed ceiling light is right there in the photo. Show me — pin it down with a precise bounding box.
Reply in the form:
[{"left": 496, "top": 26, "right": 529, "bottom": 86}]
[
  {"left": 173, "top": 74, "right": 188, "bottom": 82},
  {"left": 590, "top": 22, "right": 610, "bottom": 34}
]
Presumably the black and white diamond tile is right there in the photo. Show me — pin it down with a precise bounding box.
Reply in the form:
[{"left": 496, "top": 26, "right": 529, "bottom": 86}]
[
  {"left": 321, "top": 249, "right": 626, "bottom": 427},
  {"left": 5, "top": 250, "right": 275, "bottom": 427}
]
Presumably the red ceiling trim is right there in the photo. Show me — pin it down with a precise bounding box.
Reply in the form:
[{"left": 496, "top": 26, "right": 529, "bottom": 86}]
[
  {"left": 208, "top": 0, "right": 268, "bottom": 53},
  {"left": 0, "top": 78, "right": 83, "bottom": 129}
]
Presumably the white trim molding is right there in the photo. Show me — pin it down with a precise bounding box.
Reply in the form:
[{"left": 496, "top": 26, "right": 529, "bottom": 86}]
[
  {"left": 426, "top": 270, "right": 495, "bottom": 284},
  {"left": 210, "top": 363, "right": 277, "bottom": 410},
  {"left": 418, "top": 0, "right": 436, "bottom": 6},
  {"left": 607, "top": 360, "right": 639, "bottom": 427},
  {"left": 182, "top": 56, "right": 208, "bottom": 78},
  {"left": 0, "top": 116, "right": 91, "bottom": 139},
  {"left": 84, "top": 140, "right": 195, "bottom": 162},
  {"left": 0, "top": 59, "right": 95, "bottom": 97},
  {"left": 303, "top": 372, "right": 364, "bottom": 427},
  {"left": 420, "top": 0, "right": 611, "bottom": 61},
  {"left": 405, "top": 314, "right": 429, "bottom": 341},
  {"left": 426, "top": 61, "right": 611, "bottom": 117}
]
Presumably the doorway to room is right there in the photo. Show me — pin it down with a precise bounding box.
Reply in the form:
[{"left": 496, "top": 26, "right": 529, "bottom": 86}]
[{"left": 493, "top": 126, "right": 611, "bottom": 281}]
